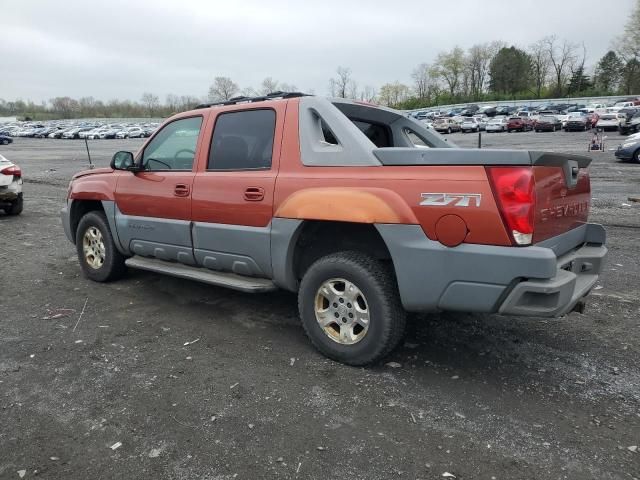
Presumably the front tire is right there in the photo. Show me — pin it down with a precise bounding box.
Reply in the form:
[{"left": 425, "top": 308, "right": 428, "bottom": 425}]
[
  {"left": 75, "top": 211, "right": 126, "bottom": 282},
  {"left": 298, "top": 252, "right": 406, "bottom": 366}
]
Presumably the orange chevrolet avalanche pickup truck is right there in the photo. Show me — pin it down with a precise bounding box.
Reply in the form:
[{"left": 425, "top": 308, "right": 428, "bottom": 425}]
[{"left": 62, "top": 92, "right": 607, "bottom": 365}]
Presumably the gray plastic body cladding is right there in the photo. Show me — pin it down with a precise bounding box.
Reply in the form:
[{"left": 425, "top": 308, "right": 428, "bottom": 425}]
[
  {"left": 60, "top": 200, "right": 73, "bottom": 243},
  {"left": 270, "top": 218, "right": 304, "bottom": 291},
  {"left": 61, "top": 200, "right": 125, "bottom": 251},
  {"left": 102, "top": 201, "right": 126, "bottom": 254},
  {"left": 331, "top": 98, "right": 452, "bottom": 149},
  {"left": 374, "top": 148, "right": 592, "bottom": 168},
  {"left": 115, "top": 210, "right": 195, "bottom": 264},
  {"left": 376, "top": 223, "right": 606, "bottom": 315},
  {"left": 537, "top": 223, "right": 606, "bottom": 257},
  {"left": 376, "top": 224, "right": 557, "bottom": 312},
  {"left": 499, "top": 243, "right": 607, "bottom": 317},
  {"left": 191, "top": 222, "right": 271, "bottom": 277},
  {"left": 298, "top": 97, "right": 381, "bottom": 166},
  {"left": 374, "top": 147, "right": 533, "bottom": 166}
]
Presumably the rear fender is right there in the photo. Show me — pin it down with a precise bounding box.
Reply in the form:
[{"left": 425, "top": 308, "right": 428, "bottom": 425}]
[{"left": 274, "top": 187, "right": 419, "bottom": 224}]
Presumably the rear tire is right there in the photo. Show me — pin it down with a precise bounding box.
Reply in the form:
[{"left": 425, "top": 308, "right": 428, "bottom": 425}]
[
  {"left": 75, "top": 211, "right": 127, "bottom": 282},
  {"left": 6, "top": 193, "right": 23, "bottom": 215},
  {"left": 634, "top": 148, "right": 640, "bottom": 164},
  {"left": 298, "top": 251, "right": 406, "bottom": 366},
  {"left": 447, "top": 127, "right": 452, "bottom": 134}
]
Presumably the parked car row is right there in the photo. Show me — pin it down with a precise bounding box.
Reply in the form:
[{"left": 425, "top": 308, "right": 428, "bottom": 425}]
[
  {"left": 410, "top": 98, "right": 640, "bottom": 124},
  {"left": 0, "top": 120, "right": 160, "bottom": 140},
  {"left": 424, "top": 107, "right": 640, "bottom": 135}
]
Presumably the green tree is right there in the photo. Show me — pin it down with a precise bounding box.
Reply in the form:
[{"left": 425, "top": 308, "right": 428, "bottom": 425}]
[
  {"left": 621, "top": 58, "right": 640, "bottom": 95},
  {"left": 528, "top": 40, "right": 550, "bottom": 98},
  {"left": 594, "top": 51, "right": 623, "bottom": 92},
  {"left": 378, "top": 82, "right": 411, "bottom": 107},
  {"left": 614, "top": 0, "right": 640, "bottom": 94},
  {"left": 434, "top": 46, "right": 466, "bottom": 99},
  {"left": 567, "top": 66, "right": 592, "bottom": 95},
  {"left": 544, "top": 36, "right": 577, "bottom": 97},
  {"left": 489, "top": 47, "right": 531, "bottom": 98}
]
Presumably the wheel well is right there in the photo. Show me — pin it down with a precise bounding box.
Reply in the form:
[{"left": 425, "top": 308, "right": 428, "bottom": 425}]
[
  {"left": 292, "top": 221, "right": 392, "bottom": 280},
  {"left": 70, "top": 200, "right": 104, "bottom": 243}
]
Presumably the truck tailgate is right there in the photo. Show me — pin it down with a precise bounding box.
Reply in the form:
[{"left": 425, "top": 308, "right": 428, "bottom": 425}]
[{"left": 373, "top": 148, "right": 593, "bottom": 246}]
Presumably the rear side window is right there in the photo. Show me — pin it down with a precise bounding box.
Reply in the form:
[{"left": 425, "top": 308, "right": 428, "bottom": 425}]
[
  {"left": 403, "top": 128, "right": 429, "bottom": 147},
  {"left": 208, "top": 109, "right": 276, "bottom": 170},
  {"left": 351, "top": 120, "right": 392, "bottom": 148}
]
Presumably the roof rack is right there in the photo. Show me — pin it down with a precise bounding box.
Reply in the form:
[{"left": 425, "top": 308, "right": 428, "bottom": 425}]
[{"left": 195, "top": 91, "right": 309, "bottom": 109}]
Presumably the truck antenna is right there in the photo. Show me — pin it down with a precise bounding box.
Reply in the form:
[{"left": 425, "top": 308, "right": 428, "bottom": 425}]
[{"left": 84, "top": 137, "right": 94, "bottom": 169}]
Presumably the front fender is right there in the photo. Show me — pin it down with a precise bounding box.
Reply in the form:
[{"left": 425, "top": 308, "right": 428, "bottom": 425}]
[{"left": 69, "top": 173, "right": 118, "bottom": 201}]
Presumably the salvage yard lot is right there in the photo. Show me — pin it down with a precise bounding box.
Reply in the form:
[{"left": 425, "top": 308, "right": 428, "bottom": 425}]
[{"left": 1, "top": 132, "right": 639, "bottom": 479}]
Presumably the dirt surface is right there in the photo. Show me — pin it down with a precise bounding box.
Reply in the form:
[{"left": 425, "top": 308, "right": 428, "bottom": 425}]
[{"left": 0, "top": 131, "right": 639, "bottom": 480}]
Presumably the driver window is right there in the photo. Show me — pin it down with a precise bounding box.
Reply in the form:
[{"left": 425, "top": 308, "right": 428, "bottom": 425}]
[{"left": 142, "top": 116, "right": 203, "bottom": 171}]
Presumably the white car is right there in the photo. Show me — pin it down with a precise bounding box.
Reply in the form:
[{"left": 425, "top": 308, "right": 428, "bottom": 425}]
[
  {"left": 555, "top": 113, "right": 570, "bottom": 128},
  {"left": 485, "top": 117, "right": 508, "bottom": 132},
  {"left": 596, "top": 113, "right": 624, "bottom": 131},
  {"left": 0, "top": 154, "right": 23, "bottom": 215},
  {"left": 472, "top": 115, "right": 488, "bottom": 130},
  {"left": 461, "top": 118, "right": 481, "bottom": 132},
  {"left": 116, "top": 127, "right": 145, "bottom": 139}
]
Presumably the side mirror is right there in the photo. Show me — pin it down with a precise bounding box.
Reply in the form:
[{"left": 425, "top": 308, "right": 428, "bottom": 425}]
[{"left": 110, "top": 151, "right": 136, "bottom": 171}]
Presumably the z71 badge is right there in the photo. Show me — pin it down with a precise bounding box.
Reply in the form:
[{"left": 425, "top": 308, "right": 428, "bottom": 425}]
[{"left": 420, "top": 193, "right": 482, "bottom": 207}]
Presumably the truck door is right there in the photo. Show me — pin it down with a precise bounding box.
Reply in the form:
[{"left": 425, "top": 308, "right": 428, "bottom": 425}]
[
  {"left": 190, "top": 105, "right": 285, "bottom": 278},
  {"left": 114, "top": 115, "right": 205, "bottom": 264}
]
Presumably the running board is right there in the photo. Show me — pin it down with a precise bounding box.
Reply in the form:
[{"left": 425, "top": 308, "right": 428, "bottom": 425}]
[{"left": 125, "top": 257, "right": 277, "bottom": 293}]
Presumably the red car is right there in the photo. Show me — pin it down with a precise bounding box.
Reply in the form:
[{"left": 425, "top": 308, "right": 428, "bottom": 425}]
[
  {"left": 507, "top": 116, "right": 534, "bottom": 132},
  {"left": 61, "top": 93, "right": 607, "bottom": 365}
]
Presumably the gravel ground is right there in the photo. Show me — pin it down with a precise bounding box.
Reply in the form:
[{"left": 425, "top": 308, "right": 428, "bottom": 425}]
[{"left": 0, "top": 131, "right": 639, "bottom": 480}]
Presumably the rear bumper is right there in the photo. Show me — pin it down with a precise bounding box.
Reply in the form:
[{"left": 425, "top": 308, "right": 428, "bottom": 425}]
[
  {"left": 498, "top": 242, "right": 605, "bottom": 316},
  {"left": 376, "top": 223, "right": 606, "bottom": 317},
  {"left": 0, "top": 179, "right": 22, "bottom": 204}
]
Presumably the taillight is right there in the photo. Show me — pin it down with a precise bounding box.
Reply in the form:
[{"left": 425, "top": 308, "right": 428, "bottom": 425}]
[
  {"left": 487, "top": 167, "right": 536, "bottom": 246},
  {"left": 0, "top": 165, "right": 21, "bottom": 178}
]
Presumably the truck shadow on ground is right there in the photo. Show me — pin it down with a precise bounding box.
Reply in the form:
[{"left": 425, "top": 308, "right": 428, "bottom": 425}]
[{"left": 125, "top": 269, "right": 608, "bottom": 395}]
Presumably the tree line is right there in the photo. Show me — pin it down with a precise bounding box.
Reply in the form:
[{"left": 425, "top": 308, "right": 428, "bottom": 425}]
[{"left": 2, "top": 1, "right": 638, "bottom": 119}]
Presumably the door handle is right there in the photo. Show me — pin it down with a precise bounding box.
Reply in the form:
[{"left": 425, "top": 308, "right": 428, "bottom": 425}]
[
  {"left": 174, "top": 184, "right": 190, "bottom": 197},
  {"left": 244, "top": 187, "right": 265, "bottom": 202}
]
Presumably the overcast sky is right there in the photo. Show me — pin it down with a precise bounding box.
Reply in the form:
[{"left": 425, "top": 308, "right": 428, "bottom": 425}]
[{"left": 0, "top": 0, "right": 634, "bottom": 103}]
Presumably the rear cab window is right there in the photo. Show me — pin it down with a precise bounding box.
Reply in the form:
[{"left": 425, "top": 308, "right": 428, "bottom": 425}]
[{"left": 208, "top": 109, "right": 276, "bottom": 170}]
